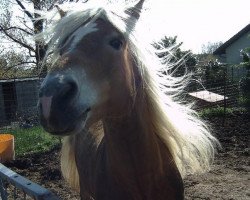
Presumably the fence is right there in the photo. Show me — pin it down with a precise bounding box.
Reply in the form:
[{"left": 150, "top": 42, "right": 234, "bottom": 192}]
[
  {"left": 0, "top": 65, "right": 247, "bottom": 126},
  {"left": 185, "top": 64, "right": 245, "bottom": 110},
  {"left": 0, "top": 77, "right": 59, "bottom": 199},
  {"left": 186, "top": 80, "right": 239, "bottom": 110},
  {"left": 0, "top": 77, "right": 42, "bottom": 128},
  {"left": 0, "top": 163, "right": 59, "bottom": 200}
]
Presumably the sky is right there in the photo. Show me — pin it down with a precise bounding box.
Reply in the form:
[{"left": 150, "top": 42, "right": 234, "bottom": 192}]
[
  {"left": 1, "top": 0, "right": 250, "bottom": 54},
  {"left": 146, "top": 0, "right": 250, "bottom": 53}
]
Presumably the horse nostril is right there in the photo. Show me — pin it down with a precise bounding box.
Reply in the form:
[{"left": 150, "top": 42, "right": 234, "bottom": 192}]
[
  {"left": 86, "top": 107, "right": 91, "bottom": 112},
  {"left": 39, "top": 76, "right": 78, "bottom": 104},
  {"left": 59, "top": 80, "right": 78, "bottom": 100}
]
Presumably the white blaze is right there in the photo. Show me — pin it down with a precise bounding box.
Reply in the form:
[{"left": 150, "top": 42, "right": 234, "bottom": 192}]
[{"left": 69, "top": 23, "right": 98, "bottom": 50}]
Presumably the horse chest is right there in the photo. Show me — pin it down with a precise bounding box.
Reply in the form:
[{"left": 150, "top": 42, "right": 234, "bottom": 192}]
[{"left": 87, "top": 140, "right": 184, "bottom": 200}]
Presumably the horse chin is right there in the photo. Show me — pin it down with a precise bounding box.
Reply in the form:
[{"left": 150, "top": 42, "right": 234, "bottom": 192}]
[
  {"left": 49, "top": 126, "right": 85, "bottom": 137},
  {"left": 41, "top": 109, "right": 90, "bottom": 136},
  {"left": 47, "top": 121, "right": 85, "bottom": 136}
]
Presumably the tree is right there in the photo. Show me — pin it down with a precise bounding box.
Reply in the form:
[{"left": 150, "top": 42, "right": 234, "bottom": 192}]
[
  {"left": 239, "top": 46, "right": 250, "bottom": 110},
  {"left": 153, "top": 36, "right": 197, "bottom": 77},
  {"left": 241, "top": 47, "right": 250, "bottom": 68},
  {"left": 201, "top": 41, "right": 223, "bottom": 54},
  {"left": 0, "top": 0, "right": 86, "bottom": 78},
  {"left": 195, "top": 41, "right": 224, "bottom": 85},
  {"left": 0, "top": 50, "right": 35, "bottom": 78},
  {"left": 0, "top": 0, "right": 48, "bottom": 77}
]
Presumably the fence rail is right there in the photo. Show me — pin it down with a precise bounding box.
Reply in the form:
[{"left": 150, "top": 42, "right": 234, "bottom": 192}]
[{"left": 0, "top": 163, "right": 60, "bottom": 200}]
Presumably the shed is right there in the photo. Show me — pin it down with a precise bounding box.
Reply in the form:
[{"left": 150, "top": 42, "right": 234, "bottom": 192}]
[
  {"left": 0, "top": 77, "right": 41, "bottom": 126},
  {"left": 213, "top": 24, "right": 250, "bottom": 64}
]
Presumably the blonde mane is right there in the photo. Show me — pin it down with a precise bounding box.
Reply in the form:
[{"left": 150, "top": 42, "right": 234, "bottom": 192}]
[{"left": 40, "top": 1, "right": 219, "bottom": 191}]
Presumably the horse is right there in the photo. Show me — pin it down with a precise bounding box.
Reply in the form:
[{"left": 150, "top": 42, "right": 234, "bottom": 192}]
[{"left": 38, "top": 1, "right": 218, "bottom": 199}]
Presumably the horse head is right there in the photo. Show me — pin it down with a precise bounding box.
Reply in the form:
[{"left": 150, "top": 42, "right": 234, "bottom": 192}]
[{"left": 38, "top": 1, "right": 145, "bottom": 136}]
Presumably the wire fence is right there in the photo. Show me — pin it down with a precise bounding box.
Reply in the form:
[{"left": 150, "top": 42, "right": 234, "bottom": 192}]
[
  {"left": 185, "top": 64, "right": 245, "bottom": 110},
  {"left": 0, "top": 64, "right": 247, "bottom": 127},
  {"left": 186, "top": 80, "right": 240, "bottom": 110},
  {"left": 0, "top": 77, "right": 42, "bottom": 129}
]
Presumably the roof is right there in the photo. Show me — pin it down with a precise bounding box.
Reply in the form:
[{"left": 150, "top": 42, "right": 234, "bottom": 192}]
[
  {"left": 0, "top": 77, "right": 41, "bottom": 83},
  {"left": 213, "top": 23, "right": 250, "bottom": 55}
]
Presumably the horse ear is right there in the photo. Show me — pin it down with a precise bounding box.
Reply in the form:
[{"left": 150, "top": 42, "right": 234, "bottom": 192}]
[
  {"left": 125, "top": 0, "right": 145, "bottom": 20},
  {"left": 55, "top": 5, "right": 67, "bottom": 18},
  {"left": 125, "top": 0, "right": 145, "bottom": 31}
]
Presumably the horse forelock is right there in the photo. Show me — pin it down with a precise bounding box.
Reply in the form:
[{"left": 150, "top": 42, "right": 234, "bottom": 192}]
[{"left": 42, "top": 2, "right": 145, "bottom": 62}]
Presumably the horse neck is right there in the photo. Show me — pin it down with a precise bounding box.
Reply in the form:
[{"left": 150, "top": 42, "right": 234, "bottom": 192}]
[{"left": 102, "top": 95, "right": 168, "bottom": 193}]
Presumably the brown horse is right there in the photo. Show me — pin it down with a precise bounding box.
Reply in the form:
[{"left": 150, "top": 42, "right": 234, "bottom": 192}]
[{"left": 38, "top": 1, "right": 218, "bottom": 199}]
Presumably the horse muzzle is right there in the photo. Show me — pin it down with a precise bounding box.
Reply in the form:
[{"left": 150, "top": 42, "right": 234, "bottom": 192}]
[{"left": 38, "top": 74, "right": 90, "bottom": 135}]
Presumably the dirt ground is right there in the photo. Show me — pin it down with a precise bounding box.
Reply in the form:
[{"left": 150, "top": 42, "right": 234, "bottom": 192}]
[{"left": 5, "top": 112, "right": 250, "bottom": 200}]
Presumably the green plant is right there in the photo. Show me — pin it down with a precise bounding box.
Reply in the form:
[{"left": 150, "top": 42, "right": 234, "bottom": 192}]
[
  {"left": 153, "top": 36, "right": 197, "bottom": 77},
  {"left": 199, "top": 107, "right": 247, "bottom": 118},
  {"left": 199, "top": 107, "right": 233, "bottom": 118},
  {"left": 238, "top": 96, "right": 250, "bottom": 106},
  {"left": 239, "top": 47, "right": 250, "bottom": 110},
  {"left": 0, "top": 126, "right": 60, "bottom": 156}
]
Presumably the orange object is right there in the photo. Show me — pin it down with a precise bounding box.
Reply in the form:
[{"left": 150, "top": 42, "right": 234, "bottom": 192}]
[{"left": 0, "top": 134, "right": 15, "bottom": 163}]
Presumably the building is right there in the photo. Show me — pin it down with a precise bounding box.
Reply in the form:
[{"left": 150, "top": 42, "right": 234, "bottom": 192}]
[
  {"left": 0, "top": 77, "right": 41, "bottom": 126},
  {"left": 213, "top": 24, "right": 250, "bottom": 64}
]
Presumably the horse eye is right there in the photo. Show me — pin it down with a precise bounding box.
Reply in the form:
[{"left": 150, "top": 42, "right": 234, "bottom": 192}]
[{"left": 109, "top": 39, "right": 123, "bottom": 50}]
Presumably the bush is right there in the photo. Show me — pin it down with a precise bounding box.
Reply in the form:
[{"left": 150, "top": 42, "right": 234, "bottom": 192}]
[
  {"left": 239, "top": 48, "right": 250, "bottom": 110},
  {"left": 198, "top": 107, "right": 247, "bottom": 118}
]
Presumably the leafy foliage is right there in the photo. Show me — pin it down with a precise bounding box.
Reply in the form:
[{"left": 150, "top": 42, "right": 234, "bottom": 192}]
[
  {"left": 239, "top": 46, "right": 250, "bottom": 110},
  {"left": 201, "top": 41, "right": 223, "bottom": 54},
  {"left": 0, "top": 50, "right": 36, "bottom": 79},
  {"left": 199, "top": 107, "right": 246, "bottom": 118},
  {"left": 199, "top": 107, "right": 232, "bottom": 118},
  {"left": 202, "top": 61, "right": 226, "bottom": 86},
  {"left": 0, "top": 0, "right": 87, "bottom": 79},
  {"left": 240, "top": 48, "right": 250, "bottom": 69},
  {"left": 153, "top": 36, "right": 197, "bottom": 76}
]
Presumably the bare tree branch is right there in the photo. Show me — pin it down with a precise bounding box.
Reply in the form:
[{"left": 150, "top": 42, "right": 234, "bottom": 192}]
[
  {"left": 3, "top": 61, "right": 36, "bottom": 73},
  {"left": 15, "top": 0, "right": 34, "bottom": 21},
  {"left": 23, "top": 21, "right": 34, "bottom": 32},
  {"left": 1, "top": 0, "right": 79, "bottom": 76},
  {"left": 0, "top": 25, "right": 35, "bottom": 52},
  {"left": 1, "top": 26, "right": 33, "bottom": 36},
  {"left": 47, "top": 0, "right": 59, "bottom": 10}
]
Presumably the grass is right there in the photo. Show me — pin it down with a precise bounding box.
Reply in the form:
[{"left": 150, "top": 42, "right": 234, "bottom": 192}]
[
  {"left": 0, "top": 106, "right": 247, "bottom": 157},
  {"left": 0, "top": 126, "right": 61, "bottom": 156},
  {"left": 238, "top": 96, "right": 250, "bottom": 108},
  {"left": 199, "top": 106, "right": 247, "bottom": 118},
  {"left": 199, "top": 107, "right": 231, "bottom": 118}
]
